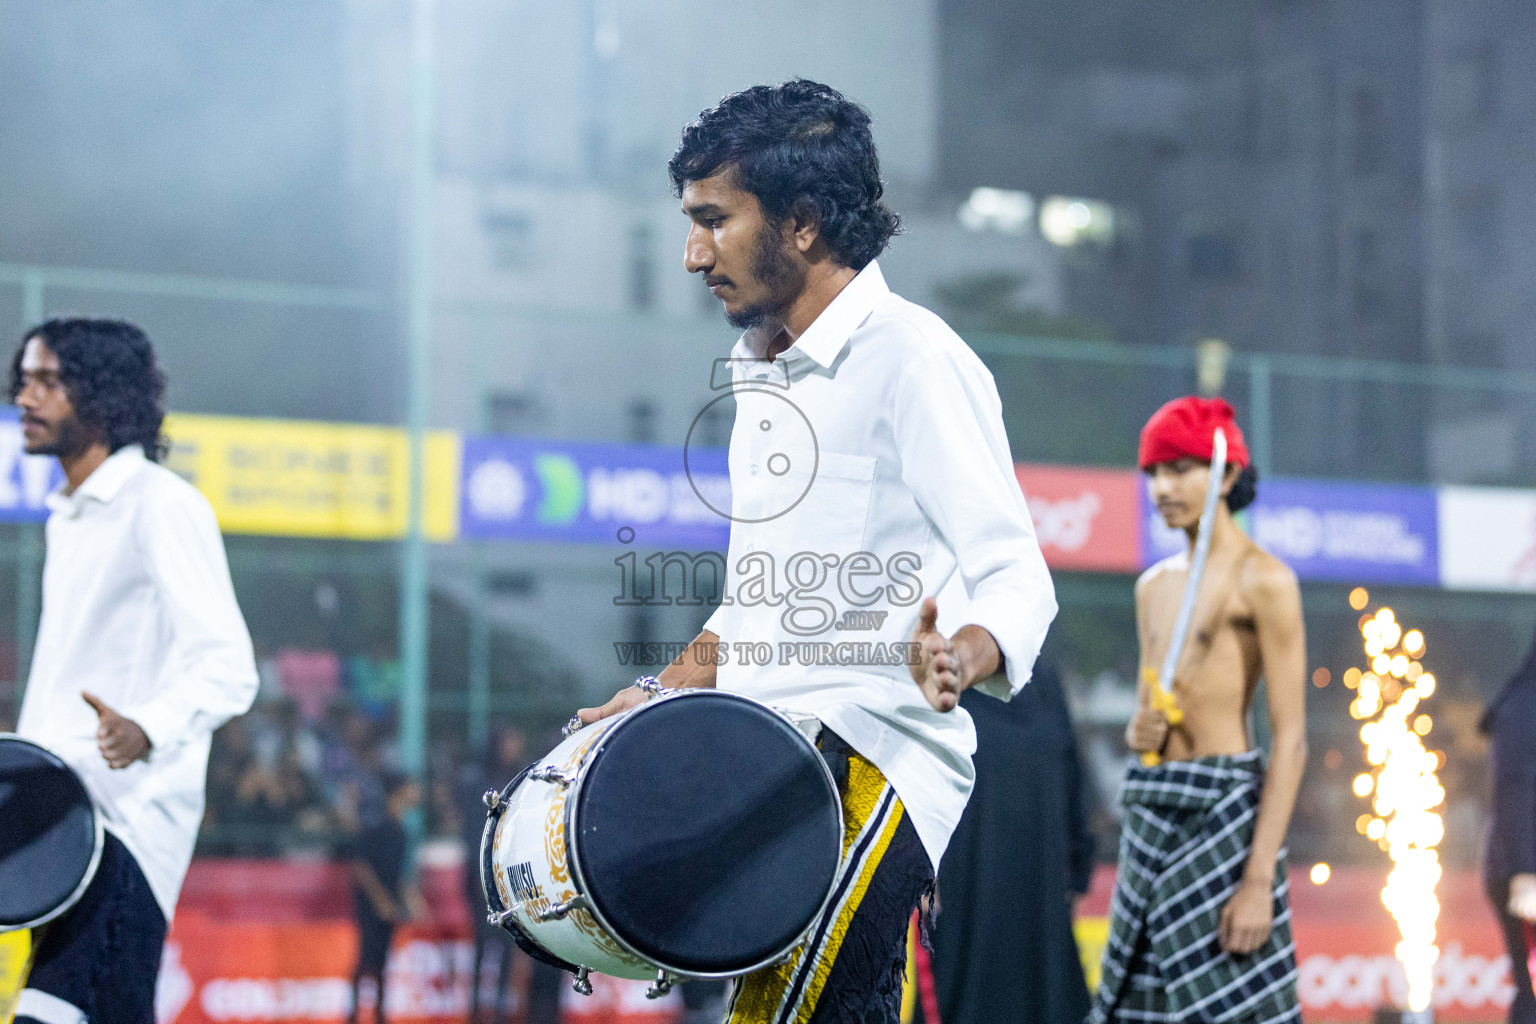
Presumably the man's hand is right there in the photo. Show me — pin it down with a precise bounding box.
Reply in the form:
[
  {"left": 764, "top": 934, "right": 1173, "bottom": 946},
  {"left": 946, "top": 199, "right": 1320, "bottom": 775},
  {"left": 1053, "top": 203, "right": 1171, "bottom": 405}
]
[
  {"left": 576, "top": 684, "right": 651, "bottom": 727},
  {"left": 1218, "top": 881, "right": 1274, "bottom": 955},
  {"left": 1126, "top": 706, "right": 1170, "bottom": 754},
  {"left": 82, "top": 691, "right": 151, "bottom": 769},
  {"left": 1510, "top": 873, "right": 1536, "bottom": 922},
  {"left": 372, "top": 894, "right": 403, "bottom": 923},
  {"left": 909, "top": 598, "right": 965, "bottom": 713}
]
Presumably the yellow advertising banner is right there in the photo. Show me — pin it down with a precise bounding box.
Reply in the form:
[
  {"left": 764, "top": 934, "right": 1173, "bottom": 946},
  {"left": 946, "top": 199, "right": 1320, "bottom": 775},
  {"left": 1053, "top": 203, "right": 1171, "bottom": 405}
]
[{"left": 164, "top": 414, "right": 460, "bottom": 542}]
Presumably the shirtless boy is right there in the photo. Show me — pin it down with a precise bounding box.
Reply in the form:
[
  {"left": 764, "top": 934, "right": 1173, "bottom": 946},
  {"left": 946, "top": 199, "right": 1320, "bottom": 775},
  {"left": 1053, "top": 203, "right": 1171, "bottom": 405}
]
[{"left": 1088, "top": 396, "right": 1307, "bottom": 1024}]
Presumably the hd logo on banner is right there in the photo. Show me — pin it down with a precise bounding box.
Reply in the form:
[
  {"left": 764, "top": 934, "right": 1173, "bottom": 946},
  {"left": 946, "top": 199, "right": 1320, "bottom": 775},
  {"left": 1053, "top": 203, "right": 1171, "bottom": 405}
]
[{"left": 459, "top": 435, "right": 731, "bottom": 549}]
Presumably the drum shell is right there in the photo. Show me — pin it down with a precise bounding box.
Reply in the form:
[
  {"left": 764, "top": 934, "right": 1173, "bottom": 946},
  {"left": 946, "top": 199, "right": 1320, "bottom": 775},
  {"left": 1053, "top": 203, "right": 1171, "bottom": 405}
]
[
  {"left": 483, "top": 690, "right": 844, "bottom": 981},
  {"left": 485, "top": 718, "right": 654, "bottom": 979},
  {"left": 0, "top": 734, "right": 104, "bottom": 932}
]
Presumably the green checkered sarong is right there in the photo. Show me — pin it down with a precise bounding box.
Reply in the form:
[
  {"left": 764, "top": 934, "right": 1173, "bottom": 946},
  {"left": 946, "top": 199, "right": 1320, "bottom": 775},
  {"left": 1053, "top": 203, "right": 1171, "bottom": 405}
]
[{"left": 1087, "top": 750, "right": 1300, "bottom": 1024}]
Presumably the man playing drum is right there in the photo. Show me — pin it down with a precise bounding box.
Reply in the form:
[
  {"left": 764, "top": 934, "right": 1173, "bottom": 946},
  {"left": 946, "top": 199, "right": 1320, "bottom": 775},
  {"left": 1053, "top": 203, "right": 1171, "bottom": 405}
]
[
  {"left": 578, "top": 80, "right": 1058, "bottom": 1023},
  {"left": 10, "top": 319, "right": 258, "bottom": 1024},
  {"left": 1089, "top": 397, "right": 1306, "bottom": 1024}
]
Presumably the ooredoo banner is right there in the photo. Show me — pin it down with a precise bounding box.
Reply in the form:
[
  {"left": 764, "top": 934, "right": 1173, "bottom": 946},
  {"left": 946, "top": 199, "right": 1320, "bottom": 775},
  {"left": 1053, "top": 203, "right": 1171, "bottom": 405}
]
[{"left": 1015, "top": 463, "right": 1140, "bottom": 573}]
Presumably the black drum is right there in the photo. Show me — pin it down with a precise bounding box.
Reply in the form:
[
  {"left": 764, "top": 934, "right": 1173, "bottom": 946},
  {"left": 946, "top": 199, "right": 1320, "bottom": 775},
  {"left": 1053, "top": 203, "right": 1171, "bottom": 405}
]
[
  {"left": 0, "top": 734, "right": 103, "bottom": 932},
  {"left": 482, "top": 687, "right": 844, "bottom": 988}
]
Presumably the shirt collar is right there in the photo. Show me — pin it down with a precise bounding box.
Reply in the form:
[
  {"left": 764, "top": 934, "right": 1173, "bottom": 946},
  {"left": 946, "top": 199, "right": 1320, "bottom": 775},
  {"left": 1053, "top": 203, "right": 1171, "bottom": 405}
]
[
  {"left": 733, "top": 260, "right": 890, "bottom": 369},
  {"left": 45, "top": 444, "right": 147, "bottom": 517}
]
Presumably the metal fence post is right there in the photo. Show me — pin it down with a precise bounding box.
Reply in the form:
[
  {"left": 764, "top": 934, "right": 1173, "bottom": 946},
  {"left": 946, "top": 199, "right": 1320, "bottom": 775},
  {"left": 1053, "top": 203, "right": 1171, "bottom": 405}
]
[
  {"left": 468, "top": 556, "right": 490, "bottom": 755},
  {"left": 15, "top": 272, "right": 45, "bottom": 695},
  {"left": 398, "top": 0, "right": 435, "bottom": 810},
  {"left": 1249, "top": 354, "right": 1274, "bottom": 478}
]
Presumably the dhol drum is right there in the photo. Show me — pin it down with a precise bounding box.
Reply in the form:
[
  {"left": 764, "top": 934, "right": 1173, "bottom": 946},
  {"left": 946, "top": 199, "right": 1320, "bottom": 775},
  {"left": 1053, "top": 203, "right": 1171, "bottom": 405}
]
[
  {"left": 0, "top": 734, "right": 103, "bottom": 932},
  {"left": 480, "top": 683, "right": 843, "bottom": 996}
]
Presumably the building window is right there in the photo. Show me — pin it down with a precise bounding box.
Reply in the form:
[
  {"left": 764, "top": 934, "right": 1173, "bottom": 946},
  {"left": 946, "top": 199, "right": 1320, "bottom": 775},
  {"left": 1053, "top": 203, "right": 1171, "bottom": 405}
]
[
  {"left": 1438, "top": 48, "right": 1499, "bottom": 125},
  {"left": 484, "top": 390, "right": 541, "bottom": 435},
  {"left": 1450, "top": 194, "right": 1500, "bottom": 270},
  {"left": 1351, "top": 86, "right": 1385, "bottom": 175},
  {"left": 628, "top": 223, "right": 656, "bottom": 311},
  {"left": 1450, "top": 332, "right": 1501, "bottom": 370},
  {"left": 1187, "top": 233, "right": 1241, "bottom": 280},
  {"left": 483, "top": 208, "right": 535, "bottom": 270}
]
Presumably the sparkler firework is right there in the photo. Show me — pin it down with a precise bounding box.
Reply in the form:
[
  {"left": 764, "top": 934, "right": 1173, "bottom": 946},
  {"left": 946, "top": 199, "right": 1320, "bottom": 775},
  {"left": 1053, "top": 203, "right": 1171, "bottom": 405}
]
[{"left": 1346, "top": 591, "right": 1444, "bottom": 1018}]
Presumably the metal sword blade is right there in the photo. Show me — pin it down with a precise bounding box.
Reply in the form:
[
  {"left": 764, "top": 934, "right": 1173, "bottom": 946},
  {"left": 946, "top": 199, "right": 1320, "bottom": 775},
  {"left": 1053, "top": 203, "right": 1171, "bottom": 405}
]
[{"left": 1156, "top": 427, "right": 1229, "bottom": 690}]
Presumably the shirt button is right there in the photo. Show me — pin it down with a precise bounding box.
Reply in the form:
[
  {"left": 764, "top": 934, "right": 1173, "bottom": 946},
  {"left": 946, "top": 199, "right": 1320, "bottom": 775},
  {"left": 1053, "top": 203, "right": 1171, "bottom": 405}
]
[{"left": 750, "top": 464, "right": 759, "bottom": 474}]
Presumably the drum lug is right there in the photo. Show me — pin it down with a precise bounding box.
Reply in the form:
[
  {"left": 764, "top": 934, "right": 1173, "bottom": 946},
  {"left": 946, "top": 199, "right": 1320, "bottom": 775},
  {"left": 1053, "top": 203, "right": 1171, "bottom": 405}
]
[
  {"left": 538, "top": 894, "right": 590, "bottom": 922},
  {"left": 528, "top": 765, "right": 577, "bottom": 786},
  {"left": 572, "top": 966, "right": 593, "bottom": 996},
  {"left": 562, "top": 714, "right": 584, "bottom": 737},
  {"left": 482, "top": 788, "right": 501, "bottom": 810},
  {"left": 645, "top": 970, "right": 676, "bottom": 999}
]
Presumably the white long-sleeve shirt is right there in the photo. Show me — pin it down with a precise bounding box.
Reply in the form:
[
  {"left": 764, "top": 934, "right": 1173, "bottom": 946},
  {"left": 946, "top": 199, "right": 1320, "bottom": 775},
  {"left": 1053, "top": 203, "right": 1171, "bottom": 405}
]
[
  {"left": 17, "top": 444, "right": 258, "bottom": 921},
  {"left": 703, "top": 260, "right": 1058, "bottom": 868}
]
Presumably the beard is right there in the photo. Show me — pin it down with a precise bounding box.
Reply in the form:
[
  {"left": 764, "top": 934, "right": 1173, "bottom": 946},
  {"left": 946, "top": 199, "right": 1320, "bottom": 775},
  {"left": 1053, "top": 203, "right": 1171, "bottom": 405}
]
[
  {"left": 724, "top": 219, "right": 807, "bottom": 330},
  {"left": 24, "top": 411, "right": 93, "bottom": 459}
]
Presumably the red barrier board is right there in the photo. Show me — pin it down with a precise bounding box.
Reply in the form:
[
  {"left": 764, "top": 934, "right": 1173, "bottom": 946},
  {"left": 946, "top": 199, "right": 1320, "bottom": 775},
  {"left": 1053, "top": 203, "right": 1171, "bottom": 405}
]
[
  {"left": 166, "top": 861, "right": 1519, "bottom": 1023},
  {"left": 1015, "top": 463, "right": 1141, "bottom": 572},
  {"left": 157, "top": 915, "right": 682, "bottom": 1024}
]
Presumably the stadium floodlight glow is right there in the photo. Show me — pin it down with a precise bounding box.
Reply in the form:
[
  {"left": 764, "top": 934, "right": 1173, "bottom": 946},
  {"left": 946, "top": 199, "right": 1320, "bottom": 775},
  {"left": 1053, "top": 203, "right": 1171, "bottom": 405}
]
[
  {"left": 1039, "top": 195, "right": 1114, "bottom": 246},
  {"left": 1349, "top": 596, "right": 1443, "bottom": 1017},
  {"left": 957, "top": 187, "right": 1035, "bottom": 235}
]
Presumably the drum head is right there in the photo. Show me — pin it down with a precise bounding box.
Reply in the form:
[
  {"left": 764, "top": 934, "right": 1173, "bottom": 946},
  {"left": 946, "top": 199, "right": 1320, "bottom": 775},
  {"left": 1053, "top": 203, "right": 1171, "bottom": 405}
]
[
  {"left": 0, "top": 735, "right": 100, "bottom": 930},
  {"left": 572, "top": 692, "right": 842, "bottom": 975}
]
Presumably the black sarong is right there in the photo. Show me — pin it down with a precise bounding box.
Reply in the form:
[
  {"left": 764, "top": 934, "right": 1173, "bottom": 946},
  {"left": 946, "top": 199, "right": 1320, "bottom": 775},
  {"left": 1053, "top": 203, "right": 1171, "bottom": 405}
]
[{"left": 1088, "top": 751, "right": 1300, "bottom": 1024}]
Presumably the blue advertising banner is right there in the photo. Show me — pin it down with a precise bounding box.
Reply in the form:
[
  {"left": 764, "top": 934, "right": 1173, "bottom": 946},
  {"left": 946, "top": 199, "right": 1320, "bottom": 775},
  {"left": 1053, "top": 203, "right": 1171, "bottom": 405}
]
[
  {"left": 459, "top": 435, "right": 731, "bottom": 549},
  {"left": 1248, "top": 479, "right": 1439, "bottom": 585},
  {"left": 0, "top": 408, "right": 64, "bottom": 522},
  {"left": 1140, "top": 476, "right": 1440, "bottom": 586}
]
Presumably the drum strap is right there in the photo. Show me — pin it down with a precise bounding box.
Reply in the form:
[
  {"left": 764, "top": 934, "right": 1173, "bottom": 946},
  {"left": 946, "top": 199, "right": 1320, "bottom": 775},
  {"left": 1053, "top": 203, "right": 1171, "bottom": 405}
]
[{"left": 816, "top": 728, "right": 852, "bottom": 793}]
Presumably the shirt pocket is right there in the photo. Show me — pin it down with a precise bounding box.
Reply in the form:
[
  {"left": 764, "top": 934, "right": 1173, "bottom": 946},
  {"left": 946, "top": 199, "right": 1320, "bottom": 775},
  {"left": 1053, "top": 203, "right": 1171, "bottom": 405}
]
[{"left": 775, "top": 447, "right": 876, "bottom": 560}]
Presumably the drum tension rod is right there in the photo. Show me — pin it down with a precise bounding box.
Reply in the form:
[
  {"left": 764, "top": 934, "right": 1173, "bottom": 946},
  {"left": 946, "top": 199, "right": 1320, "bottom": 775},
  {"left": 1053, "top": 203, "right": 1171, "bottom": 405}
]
[
  {"left": 482, "top": 788, "right": 501, "bottom": 810},
  {"left": 528, "top": 765, "right": 577, "bottom": 786},
  {"left": 572, "top": 967, "right": 593, "bottom": 996},
  {"left": 645, "top": 970, "right": 677, "bottom": 1000},
  {"left": 538, "top": 894, "right": 590, "bottom": 922}
]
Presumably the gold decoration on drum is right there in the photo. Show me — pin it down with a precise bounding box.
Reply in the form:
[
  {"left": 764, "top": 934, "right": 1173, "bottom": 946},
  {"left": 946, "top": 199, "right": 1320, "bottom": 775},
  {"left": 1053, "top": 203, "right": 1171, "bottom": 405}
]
[
  {"left": 492, "top": 812, "right": 516, "bottom": 907},
  {"left": 544, "top": 787, "right": 571, "bottom": 885},
  {"left": 538, "top": 727, "right": 646, "bottom": 968},
  {"left": 543, "top": 731, "right": 602, "bottom": 886}
]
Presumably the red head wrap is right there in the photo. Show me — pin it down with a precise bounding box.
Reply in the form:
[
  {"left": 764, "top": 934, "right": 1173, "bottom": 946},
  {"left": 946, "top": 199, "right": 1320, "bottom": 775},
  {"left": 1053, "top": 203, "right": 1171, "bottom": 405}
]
[{"left": 1138, "top": 396, "right": 1251, "bottom": 470}]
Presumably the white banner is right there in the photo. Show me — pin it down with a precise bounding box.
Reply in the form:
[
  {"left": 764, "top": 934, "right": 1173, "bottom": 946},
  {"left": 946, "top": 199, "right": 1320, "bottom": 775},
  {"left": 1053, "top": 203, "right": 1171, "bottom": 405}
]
[{"left": 1438, "top": 486, "right": 1536, "bottom": 592}]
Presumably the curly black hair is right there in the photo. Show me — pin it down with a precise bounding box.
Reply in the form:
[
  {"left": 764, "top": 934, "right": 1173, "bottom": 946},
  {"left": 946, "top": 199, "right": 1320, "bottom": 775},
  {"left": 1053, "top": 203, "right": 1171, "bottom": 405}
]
[
  {"left": 1227, "top": 464, "right": 1259, "bottom": 512},
  {"left": 669, "top": 79, "right": 901, "bottom": 270},
  {"left": 9, "top": 318, "right": 168, "bottom": 462}
]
